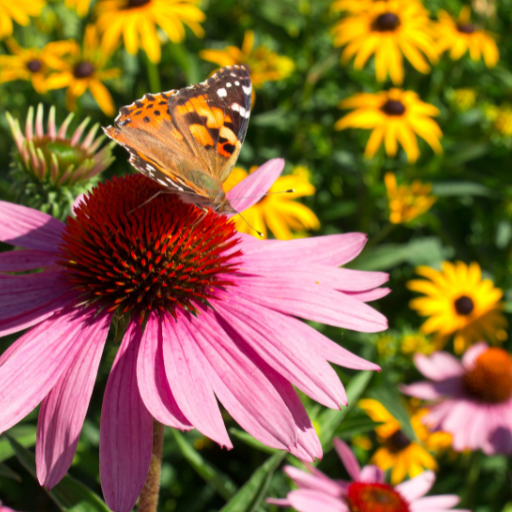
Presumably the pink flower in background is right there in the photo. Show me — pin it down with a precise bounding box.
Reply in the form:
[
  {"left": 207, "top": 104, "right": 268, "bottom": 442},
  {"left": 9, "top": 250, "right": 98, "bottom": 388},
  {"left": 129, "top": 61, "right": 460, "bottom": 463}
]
[
  {"left": 0, "top": 159, "right": 389, "bottom": 512},
  {"left": 402, "top": 343, "right": 512, "bottom": 455},
  {"left": 0, "top": 502, "right": 19, "bottom": 512},
  {"left": 268, "top": 439, "right": 468, "bottom": 512}
]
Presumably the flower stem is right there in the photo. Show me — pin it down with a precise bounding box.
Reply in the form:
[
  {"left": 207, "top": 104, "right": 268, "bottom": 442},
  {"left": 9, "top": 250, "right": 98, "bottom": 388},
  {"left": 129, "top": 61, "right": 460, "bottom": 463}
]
[
  {"left": 138, "top": 419, "right": 164, "bottom": 512},
  {"left": 146, "top": 57, "right": 161, "bottom": 93}
]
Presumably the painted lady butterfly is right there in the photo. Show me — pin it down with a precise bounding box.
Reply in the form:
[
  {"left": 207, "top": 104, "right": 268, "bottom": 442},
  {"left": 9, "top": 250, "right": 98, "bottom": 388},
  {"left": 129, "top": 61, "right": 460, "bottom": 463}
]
[{"left": 103, "top": 65, "right": 252, "bottom": 214}]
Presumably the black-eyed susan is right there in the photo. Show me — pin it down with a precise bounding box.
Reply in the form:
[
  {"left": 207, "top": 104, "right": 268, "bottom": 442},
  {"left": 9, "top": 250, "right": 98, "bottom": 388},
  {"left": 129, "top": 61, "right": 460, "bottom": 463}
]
[
  {"left": 6, "top": 104, "right": 115, "bottom": 219},
  {"left": 0, "top": 39, "right": 72, "bottom": 94},
  {"left": 331, "top": 0, "right": 426, "bottom": 14},
  {"left": 384, "top": 172, "right": 436, "bottom": 224},
  {"left": 336, "top": 89, "right": 442, "bottom": 163},
  {"left": 223, "top": 166, "right": 319, "bottom": 240},
  {"left": 65, "top": 0, "right": 91, "bottom": 16},
  {"left": 0, "top": 0, "right": 45, "bottom": 39},
  {"left": 358, "top": 399, "right": 448, "bottom": 484},
  {"left": 95, "top": 0, "right": 205, "bottom": 64},
  {"left": 200, "top": 30, "right": 294, "bottom": 90},
  {"left": 44, "top": 25, "right": 120, "bottom": 116},
  {"left": 449, "top": 88, "right": 477, "bottom": 111},
  {"left": 436, "top": 7, "right": 499, "bottom": 67},
  {"left": 408, "top": 262, "right": 508, "bottom": 353},
  {"left": 485, "top": 104, "right": 512, "bottom": 137},
  {"left": 400, "top": 332, "right": 435, "bottom": 356},
  {"left": 332, "top": 0, "right": 437, "bottom": 85}
]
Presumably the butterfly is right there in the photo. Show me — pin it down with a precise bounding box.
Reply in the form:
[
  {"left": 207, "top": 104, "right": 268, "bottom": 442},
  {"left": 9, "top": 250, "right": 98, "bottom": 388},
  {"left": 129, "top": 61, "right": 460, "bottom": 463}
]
[{"left": 103, "top": 65, "right": 252, "bottom": 214}]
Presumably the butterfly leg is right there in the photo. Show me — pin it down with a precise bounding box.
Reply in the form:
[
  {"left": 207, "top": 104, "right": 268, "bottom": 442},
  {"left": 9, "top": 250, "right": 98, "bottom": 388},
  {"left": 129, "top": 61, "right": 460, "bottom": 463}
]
[
  {"left": 128, "top": 190, "right": 175, "bottom": 214},
  {"left": 190, "top": 208, "right": 211, "bottom": 231}
]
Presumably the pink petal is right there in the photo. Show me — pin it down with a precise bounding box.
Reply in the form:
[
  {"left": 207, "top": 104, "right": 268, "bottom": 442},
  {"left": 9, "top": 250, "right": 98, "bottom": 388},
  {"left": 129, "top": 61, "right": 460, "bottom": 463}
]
[
  {"left": 226, "top": 159, "right": 285, "bottom": 214},
  {"left": 0, "top": 249, "right": 57, "bottom": 271},
  {"left": 162, "top": 312, "right": 232, "bottom": 448},
  {"left": 233, "top": 277, "right": 388, "bottom": 333},
  {"left": 461, "top": 342, "right": 488, "bottom": 370},
  {"left": 137, "top": 312, "right": 192, "bottom": 430},
  {"left": 411, "top": 495, "right": 461, "bottom": 512},
  {"left": 0, "top": 307, "right": 90, "bottom": 434},
  {"left": 181, "top": 309, "right": 298, "bottom": 451},
  {"left": 395, "top": 471, "right": 435, "bottom": 501},
  {"left": 100, "top": 320, "right": 153, "bottom": 512},
  {"left": 266, "top": 498, "right": 291, "bottom": 507},
  {"left": 344, "top": 288, "right": 391, "bottom": 302},
  {"left": 488, "top": 424, "right": 512, "bottom": 455},
  {"left": 214, "top": 297, "right": 347, "bottom": 408},
  {"left": 36, "top": 310, "right": 111, "bottom": 488},
  {"left": 0, "top": 201, "right": 65, "bottom": 251},
  {"left": 414, "top": 352, "right": 464, "bottom": 381},
  {"left": 283, "top": 466, "right": 344, "bottom": 497},
  {"left": 401, "top": 379, "right": 460, "bottom": 400},
  {"left": 359, "top": 465, "right": 385, "bottom": 483},
  {"left": 288, "top": 489, "right": 348, "bottom": 512},
  {"left": 333, "top": 439, "right": 360, "bottom": 481}
]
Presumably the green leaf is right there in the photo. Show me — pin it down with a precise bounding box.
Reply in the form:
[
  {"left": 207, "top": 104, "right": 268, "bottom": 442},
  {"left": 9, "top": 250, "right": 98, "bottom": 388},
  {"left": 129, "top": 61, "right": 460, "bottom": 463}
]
[
  {"left": 220, "top": 452, "right": 285, "bottom": 512},
  {"left": 431, "top": 181, "right": 494, "bottom": 197},
  {"left": 0, "top": 425, "right": 37, "bottom": 462},
  {"left": 336, "top": 417, "right": 384, "bottom": 439},
  {"left": 172, "top": 430, "right": 237, "bottom": 500},
  {"left": 0, "top": 462, "right": 21, "bottom": 481},
  {"left": 229, "top": 429, "right": 279, "bottom": 455},
  {"left": 7, "top": 436, "right": 110, "bottom": 512},
  {"left": 317, "top": 371, "right": 373, "bottom": 450}
]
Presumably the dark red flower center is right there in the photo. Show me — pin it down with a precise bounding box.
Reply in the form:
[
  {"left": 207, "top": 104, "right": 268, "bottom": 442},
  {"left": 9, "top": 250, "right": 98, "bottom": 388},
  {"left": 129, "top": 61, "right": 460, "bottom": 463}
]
[
  {"left": 127, "top": 0, "right": 151, "bottom": 7},
  {"left": 381, "top": 100, "right": 406, "bottom": 116},
  {"left": 26, "top": 59, "right": 42, "bottom": 73},
  {"left": 457, "top": 23, "right": 476, "bottom": 34},
  {"left": 373, "top": 13, "right": 401, "bottom": 32},
  {"left": 73, "top": 61, "right": 95, "bottom": 78},
  {"left": 347, "top": 483, "right": 410, "bottom": 512},
  {"left": 385, "top": 430, "right": 411, "bottom": 453},
  {"left": 58, "top": 175, "right": 240, "bottom": 321},
  {"left": 463, "top": 348, "right": 512, "bottom": 404},
  {"left": 454, "top": 295, "right": 474, "bottom": 316}
]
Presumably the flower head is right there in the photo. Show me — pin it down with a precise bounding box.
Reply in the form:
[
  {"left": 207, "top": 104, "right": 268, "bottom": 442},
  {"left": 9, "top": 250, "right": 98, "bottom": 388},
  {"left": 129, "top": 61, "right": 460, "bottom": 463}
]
[
  {"left": 223, "top": 165, "right": 320, "bottom": 239},
  {"left": 0, "top": 160, "right": 389, "bottom": 512},
  {"left": 384, "top": 173, "right": 436, "bottom": 224},
  {"left": 408, "top": 262, "right": 508, "bottom": 354},
  {"left": 332, "top": 0, "right": 437, "bottom": 85},
  {"left": 336, "top": 89, "right": 442, "bottom": 163},
  {"left": 403, "top": 343, "right": 512, "bottom": 455},
  {"left": 0, "top": 0, "right": 44, "bottom": 39},
  {"left": 435, "top": 6, "right": 499, "bottom": 67},
  {"left": 200, "top": 30, "right": 294, "bottom": 92},
  {"left": 65, "top": 0, "right": 92, "bottom": 16},
  {"left": 6, "top": 104, "right": 115, "bottom": 220},
  {"left": 95, "top": 0, "right": 205, "bottom": 64},
  {"left": 449, "top": 88, "right": 477, "bottom": 111},
  {"left": 358, "top": 399, "right": 444, "bottom": 484},
  {"left": 485, "top": 104, "right": 512, "bottom": 137},
  {"left": 43, "top": 25, "right": 121, "bottom": 116},
  {"left": 267, "top": 438, "right": 466, "bottom": 512}
]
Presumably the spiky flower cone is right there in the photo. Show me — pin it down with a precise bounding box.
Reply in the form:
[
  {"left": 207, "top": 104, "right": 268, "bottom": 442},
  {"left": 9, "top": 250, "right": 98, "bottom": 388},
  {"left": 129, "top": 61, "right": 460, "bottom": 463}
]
[{"left": 6, "top": 104, "right": 115, "bottom": 220}]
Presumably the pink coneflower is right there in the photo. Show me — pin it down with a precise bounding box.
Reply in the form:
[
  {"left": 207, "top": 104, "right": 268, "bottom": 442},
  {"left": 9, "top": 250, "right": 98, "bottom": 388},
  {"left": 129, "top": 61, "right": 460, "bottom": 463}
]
[
  {"left": 402, "top": 342, "right": 512, "bottom": 455},
  {"left": 268, "top": 439, "right": 467, "bottom": 512},
  {"left": 0, "top": 502, "right": 18, "bottom": 512},
  {"left": 0, "top": 159, "right": 389, "bottom": 512}
]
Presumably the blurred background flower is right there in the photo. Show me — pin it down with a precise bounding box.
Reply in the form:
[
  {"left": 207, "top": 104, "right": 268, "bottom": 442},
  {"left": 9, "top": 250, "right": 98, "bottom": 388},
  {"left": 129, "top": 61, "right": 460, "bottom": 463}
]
[
  {"left": 0, "top": 0, "right": 45, "bottom": 39},
  {"left": 65, "top": 0, "right": 91, "bottom": 17}
]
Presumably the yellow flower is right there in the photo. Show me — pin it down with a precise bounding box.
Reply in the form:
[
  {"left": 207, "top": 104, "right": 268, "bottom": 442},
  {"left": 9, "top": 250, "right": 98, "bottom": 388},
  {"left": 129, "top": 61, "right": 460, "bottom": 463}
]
[
  {"left": 412, "top": 408, "right": 452, "bottom": 453},
  {"left": 65, "top": 0, "right": 91, "bottom": 16},
  {"left": 358, "top": 399, "right": 444, "bottom": 485},
  {"left": 400, "top": 332, "right": 435, "bottom": 356},
  {"left": 200, "top": 30, "right": 294, "bottom": 90},
  {"left": 0, "top": 0, "right": 45, "bottom": 39},
  {"left": 336, "top": 89, "right": 442, "bottom": 163},
  {"left": 435, "top": 6, "right": 499, "bottom": 67},
  {"left": 95, "top": 0, "right": 205, "bottom": 64},
  {"left": 332, "top": 0, "right": 426, "bottom": 14},
  {"left": 408, "top": 262, "right": 508, "bottom": 353},
  {"left": 485, "top": 105, "right": 512, "bottom": 137},
  {"left": 0, "top": 39, "right": 70, "bottom": 94},
  {"left": 44, "top": 25, "right": 121, "bottom": 116},
  {"left": 384, "top": 173, "right": 436, "bottom": 224},
  {"left": 332, "top": 0, "right": 437, "bottom": 85},
  {"left": 223, "top": 166, "right": 320, "bottom": 240},
  {"left": 450, "top": 88, "right": 477, "bottom": 111}
]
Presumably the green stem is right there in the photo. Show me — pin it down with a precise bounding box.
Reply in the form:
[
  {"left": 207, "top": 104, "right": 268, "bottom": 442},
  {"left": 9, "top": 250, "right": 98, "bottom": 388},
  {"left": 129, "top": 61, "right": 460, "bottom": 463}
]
[
  {"left": 146, "top": 57, "right": 161, "bottom": 93},
  {"left": 138, "top": 419, "right": 164, "bottom": 512},
  {"left": 366, "top": 222, "right": 396, "bottom": 249}
]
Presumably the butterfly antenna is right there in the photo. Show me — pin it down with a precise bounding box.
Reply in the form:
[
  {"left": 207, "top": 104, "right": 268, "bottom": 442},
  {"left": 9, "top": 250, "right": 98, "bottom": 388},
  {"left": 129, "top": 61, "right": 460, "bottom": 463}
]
[
  {"left": 229, "top": 189, "right": 295, "bottom": 200},
  {"left": 235, "top": 210, "right": 264, "bottom": 238}
]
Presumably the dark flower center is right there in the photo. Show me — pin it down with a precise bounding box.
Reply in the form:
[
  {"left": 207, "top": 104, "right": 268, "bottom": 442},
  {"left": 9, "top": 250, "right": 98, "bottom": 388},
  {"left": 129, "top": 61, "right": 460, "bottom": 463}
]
[
  {"left": 381, "top": 100, "right": 406, "bottom": 116},
  {"left": 58, "top": 175, "right": 240, "bottom": 320},
  {"left": 26, "top": 59, "right": 42, "bottom": 73},
  {"left": 457, "top": 23, "right": 476, "bottom": 34},
  {"left": 373, "top": 13, "right": 401, "bottom": 32},
  {"left": 454, "top": 295, "right": 474, "bottom": 316},
  {"left": 463, "top": 348, "right": 512, "bottom": 403},
  {"left": 347, "top": 482, "right": 409, "bottom": 512},
  {"left": 73, "top": 61, "right": 95, "bottom": 79},
  {"left": 386, "top": 430, "right": 411, "bottom": 453},
  {"left": 127, "top": 0, "right": 151, "bottom": 7}
]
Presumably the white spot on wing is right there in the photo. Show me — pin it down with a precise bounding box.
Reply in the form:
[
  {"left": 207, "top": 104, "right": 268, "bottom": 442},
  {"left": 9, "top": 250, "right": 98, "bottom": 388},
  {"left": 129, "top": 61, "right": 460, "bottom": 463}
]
[
  {"left": 226, "top": 82, "right": 232, "bottom": 87},
  {"left": 217, "top": 88, "right": 227, "bottom": 98},
  {"left": 235, "top": 81, "right": 240, "bottom": 86},
  {"left": 243, "top": 84, "right": 252, "bottom": 95}
]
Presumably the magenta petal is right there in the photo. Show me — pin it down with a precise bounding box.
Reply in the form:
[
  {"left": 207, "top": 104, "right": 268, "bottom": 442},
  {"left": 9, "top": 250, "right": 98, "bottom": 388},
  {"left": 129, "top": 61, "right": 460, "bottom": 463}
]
[
  {"left": 283, "top": 466, "right": 344, "bottom": 497},
  {"left": 461, "top": 342, "right": 488, "bottom": 370},
  {"left": 0, "top": 250, "right": 57, "bottom": 271},
  {"left": 226, "top": 159, "right": 285, "bottom": 214},
  {"left": 411, "top": 495, "right": 461, "bottom": 512},
  {"left": 344, "top": 288, "right": 391, "bottom": 302},
  {"left": 161, "top": 313, "right": 232, "bottom": 448},
  {"left": 333, "top": 439, "right": 360, "bottom": 481},
  {"left": 137, "top": 313, "right": 192, "bottom": 430},
  {"left": 414, "top": 352, "right": 464, "bottom": 381},
  {"left": 401, "top": 381, "right": 446, "bottom": 400},
  {"left": 100, "top": 320, "right": 153, "bottom": 512},
  {"left": 36, "top": 310, "right": 111, "bottom": 488},
  {"left": 0, "top": 307, "right": 90, "bottom": 434},
  {"left": 0, "top": 201, "right": 65, "bottom": 251},
  {"left": 395, "top": 471, "right": 435, "bottom": 501},
  {"left": 288, "top": 489, "right": 348, "bottom": 512},
  {"left": 266, "top": 498, "right": 291, "bottom": 507},
  {"left": 359, "top": 465, "right": 385, "bottom": 483}
]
